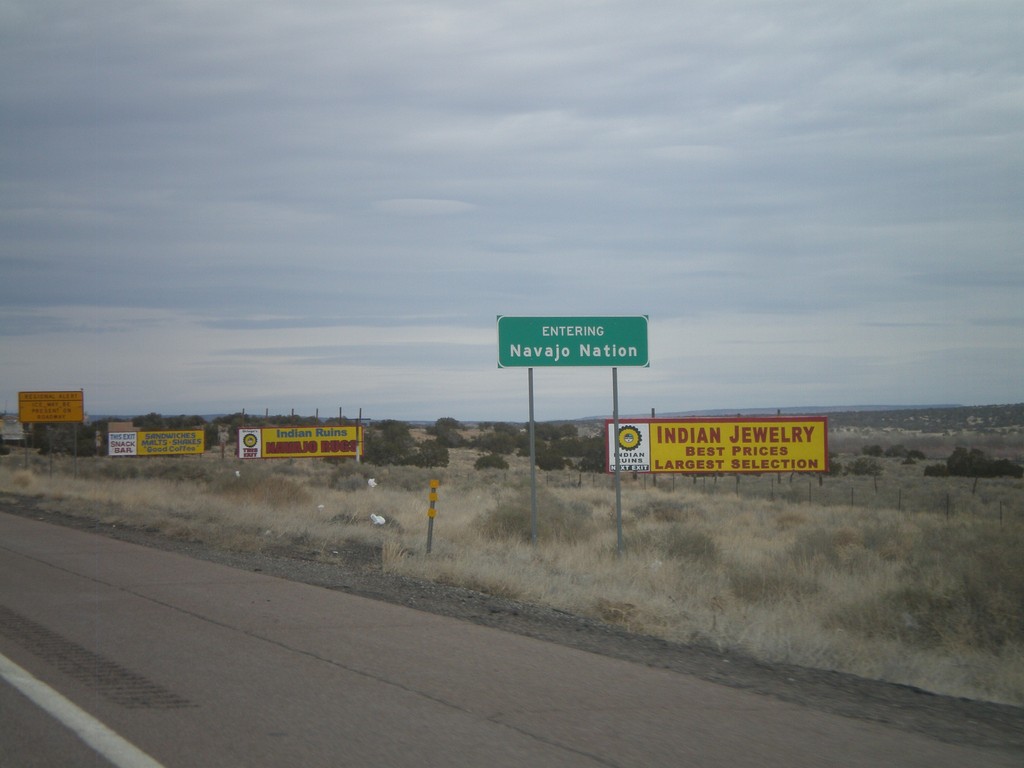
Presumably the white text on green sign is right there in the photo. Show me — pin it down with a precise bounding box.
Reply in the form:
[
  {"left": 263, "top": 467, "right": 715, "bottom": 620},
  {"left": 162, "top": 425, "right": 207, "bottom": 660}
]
[{"left": 497, "top": 316, "right": 649, "bottom": 368}]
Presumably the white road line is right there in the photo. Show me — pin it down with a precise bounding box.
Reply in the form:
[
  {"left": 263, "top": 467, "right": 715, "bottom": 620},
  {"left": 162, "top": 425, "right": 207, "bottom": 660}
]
[{"left": 0, "top": 651, "right": 166, "bottom": 768}]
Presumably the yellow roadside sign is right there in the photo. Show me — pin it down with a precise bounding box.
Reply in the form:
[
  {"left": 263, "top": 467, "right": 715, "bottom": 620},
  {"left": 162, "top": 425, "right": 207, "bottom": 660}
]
[{"left": 18, "top": 391, "right": 85, "bottom": 423}]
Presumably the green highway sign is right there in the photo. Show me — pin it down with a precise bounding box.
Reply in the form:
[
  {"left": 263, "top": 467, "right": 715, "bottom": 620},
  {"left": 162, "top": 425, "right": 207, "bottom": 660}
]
[{"left": 497, "top": 315, "right": 649, "bottom": 368}]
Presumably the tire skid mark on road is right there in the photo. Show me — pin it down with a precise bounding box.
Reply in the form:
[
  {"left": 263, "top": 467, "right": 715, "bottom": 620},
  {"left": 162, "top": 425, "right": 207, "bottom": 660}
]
[{"left": 0, "top": 603, "right": 195, "bottom": 709}]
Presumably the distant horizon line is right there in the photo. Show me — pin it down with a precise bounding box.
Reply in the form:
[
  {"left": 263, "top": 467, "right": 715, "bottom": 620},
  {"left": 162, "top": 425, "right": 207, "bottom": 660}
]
[{"left": 51, "top": 402, "right": 1010, "bottom": 425}]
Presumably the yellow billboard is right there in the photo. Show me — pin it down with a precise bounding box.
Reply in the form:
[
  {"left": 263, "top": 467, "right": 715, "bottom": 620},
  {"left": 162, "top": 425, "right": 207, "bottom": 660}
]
[
  {"left": 238, "top": 426, "right": 363, "bottom": 459},
  {"left": 606, "top": 417, "right": 829, "bottom": 474},
  {"left": 108, "top": 429, "right": 205, "bottom": 456},
  {"left": 18, "top": 390, "right": 84, "bottom": 423}
]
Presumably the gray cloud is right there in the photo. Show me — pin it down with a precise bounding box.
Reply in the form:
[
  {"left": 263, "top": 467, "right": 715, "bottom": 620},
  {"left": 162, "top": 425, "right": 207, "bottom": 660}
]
[{"left": 2, "top": 1, "right": 1021, "bottom": 418}]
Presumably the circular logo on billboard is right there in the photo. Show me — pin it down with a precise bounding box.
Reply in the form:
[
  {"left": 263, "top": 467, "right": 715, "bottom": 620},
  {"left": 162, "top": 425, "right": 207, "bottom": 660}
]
[
  {"left": 618, "top": 426, "right": 642, "bottom": 451},
  {"left": 242, "top": 433, "right": 258, "bottom": 448}
]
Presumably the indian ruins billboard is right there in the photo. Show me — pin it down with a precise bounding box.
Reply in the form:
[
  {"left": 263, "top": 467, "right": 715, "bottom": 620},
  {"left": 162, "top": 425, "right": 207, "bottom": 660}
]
[
  {"left": 238, "top": 426, "right": 363, "bottom": 459},
  {"left": 605, "top": 417, "right": 829, "bottom": 474}
]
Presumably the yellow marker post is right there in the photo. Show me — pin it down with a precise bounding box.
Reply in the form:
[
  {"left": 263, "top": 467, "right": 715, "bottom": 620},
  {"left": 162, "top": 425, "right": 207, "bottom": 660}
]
[{"left": 426, "top": 479, "right": 439, "bottom": 553}]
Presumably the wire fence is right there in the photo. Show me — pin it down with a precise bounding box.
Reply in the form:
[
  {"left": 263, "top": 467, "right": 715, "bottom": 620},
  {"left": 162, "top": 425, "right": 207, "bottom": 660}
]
[{"left": 549, "top": 468, "right": 1022, "bottom": 524}]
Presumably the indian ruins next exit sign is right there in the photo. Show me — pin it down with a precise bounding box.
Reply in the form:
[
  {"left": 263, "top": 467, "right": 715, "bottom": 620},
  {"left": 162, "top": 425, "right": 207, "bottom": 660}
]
[
  {"left": 605, "top": 417, "right": 830, "bottom": 474},
  {"left": 497, "top": 316, "right": 649, "bottom": 368}
]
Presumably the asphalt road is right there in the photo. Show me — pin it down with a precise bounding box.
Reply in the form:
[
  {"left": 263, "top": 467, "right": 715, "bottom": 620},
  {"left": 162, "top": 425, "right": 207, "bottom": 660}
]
[{"left": 0, "top": 511, "right": 1018, "bottom": 768}]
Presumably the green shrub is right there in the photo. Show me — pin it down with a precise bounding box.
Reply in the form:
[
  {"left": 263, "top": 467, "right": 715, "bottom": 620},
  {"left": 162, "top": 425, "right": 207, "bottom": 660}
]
[
  {"left": 362, "top": 420, "right": 415, "bottom": 465},
  {"left": 470, "top": 425, "right": 522, "bottom": 455},
  {"left": 946, "top": 447, "right": 1023, "bottom": 479},
  {"left": 474, "top": 453, "right": 509, "bottom": 470},
  {"left": 534, "top": 445, "right": 567, "bottom": 471},
  {"left": 849, "top": 457, "right": 883, "bottom": 477},
  {"left": 410, "top": 440, "right": 449, "bottom": 468}
]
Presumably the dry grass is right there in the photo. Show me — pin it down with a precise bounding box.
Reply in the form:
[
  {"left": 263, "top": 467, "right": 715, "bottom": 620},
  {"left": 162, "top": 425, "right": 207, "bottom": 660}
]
[{"left": 2, "top": 447, "right": 1022, "bottom": 706}]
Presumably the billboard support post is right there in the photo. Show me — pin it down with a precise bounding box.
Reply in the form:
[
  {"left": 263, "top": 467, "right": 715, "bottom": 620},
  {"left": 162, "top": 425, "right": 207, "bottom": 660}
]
[
  {"left": 613, "top": 368, "right": 623, "bottom": 557},
  {"left": 356, "top": 408, "right": 363, "bottom": 463},
  {"left": 528, "top": 368, "right": 538, "bottom": 547}
]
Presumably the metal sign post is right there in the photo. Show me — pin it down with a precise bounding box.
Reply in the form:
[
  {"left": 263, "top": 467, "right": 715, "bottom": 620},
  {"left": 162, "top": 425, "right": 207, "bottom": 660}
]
[{"left": 528, "top": 368, "right": 538, "bottom": 546}]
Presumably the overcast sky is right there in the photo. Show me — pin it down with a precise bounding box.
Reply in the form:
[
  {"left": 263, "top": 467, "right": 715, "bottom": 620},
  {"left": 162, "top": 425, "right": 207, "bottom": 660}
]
[{"left": 2, "top": 1, "right": 1021, "bottom": 422}]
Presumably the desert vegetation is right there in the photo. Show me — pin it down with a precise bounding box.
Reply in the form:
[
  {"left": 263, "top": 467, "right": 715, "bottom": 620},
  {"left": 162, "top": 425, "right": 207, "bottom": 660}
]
[{"left": 1, "top": 411, "right": 1022, "bottom": 707}]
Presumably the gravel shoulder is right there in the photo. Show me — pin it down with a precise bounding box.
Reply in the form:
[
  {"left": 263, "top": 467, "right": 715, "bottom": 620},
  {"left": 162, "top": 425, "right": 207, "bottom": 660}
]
[{"left": 3, "top": 492, "right": 1022, "bottom": 755}]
